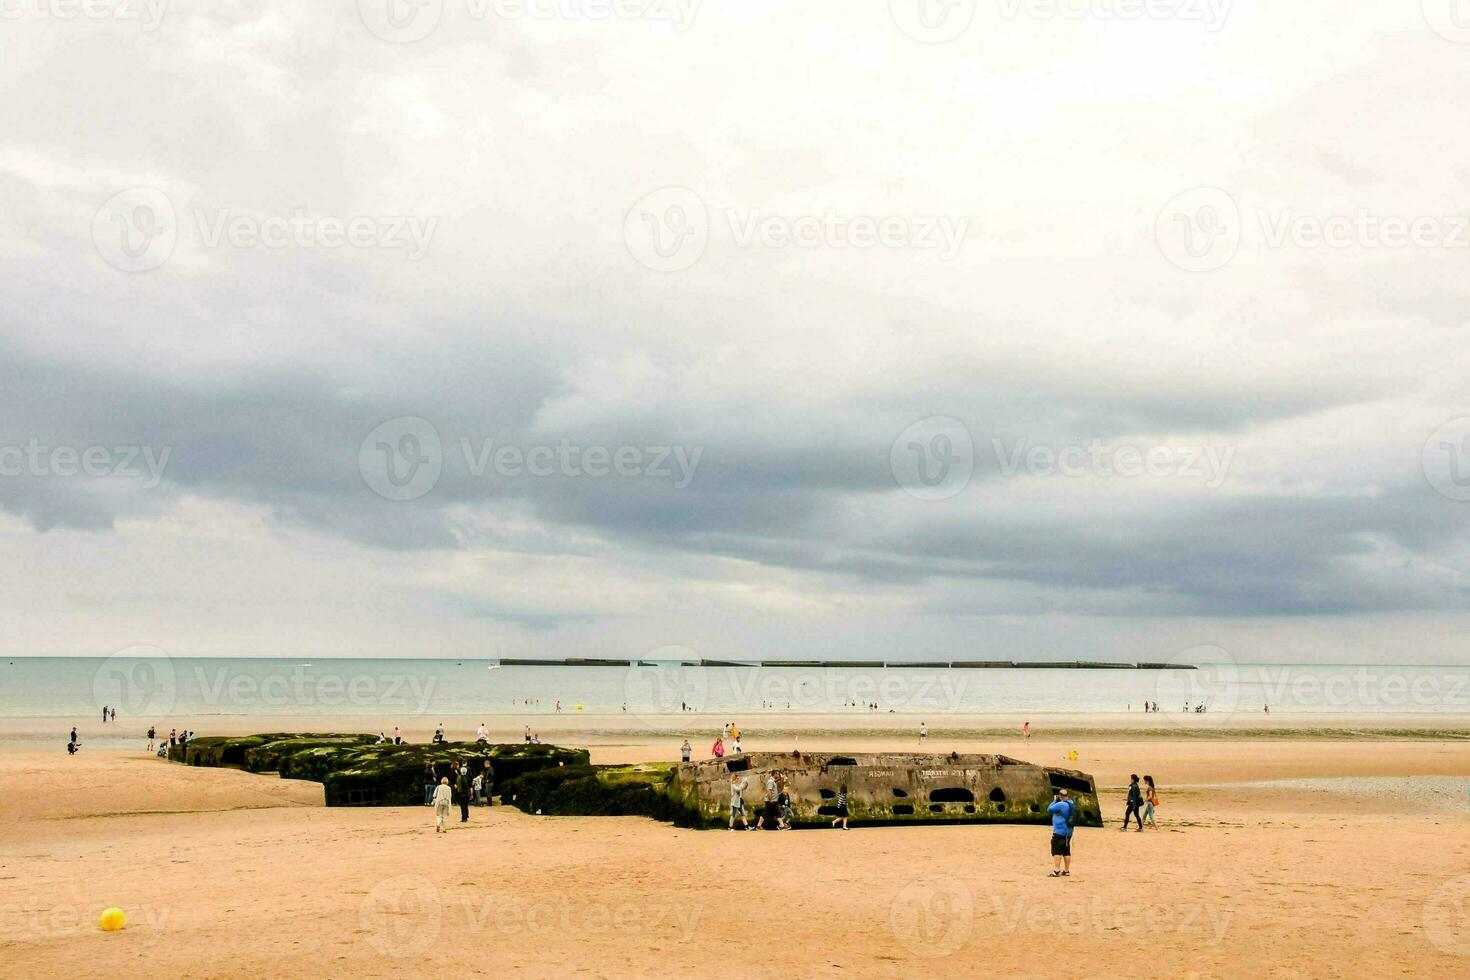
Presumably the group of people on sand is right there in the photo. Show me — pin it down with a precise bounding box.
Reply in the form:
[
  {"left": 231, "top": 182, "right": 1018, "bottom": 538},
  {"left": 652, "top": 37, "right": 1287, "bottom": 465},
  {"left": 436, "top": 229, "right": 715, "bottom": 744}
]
[
  {"left": 710, "top": 722, "right": 742, "bottom": 757},
  {"left": 426, "top": 757, "right": 495, "bottom": 832},
  {"left": 726, "top": 770, "right": 810, "bottom": 831},
  {"left": 1121, "top": 773, "right": 1160, "bottom": 831}
]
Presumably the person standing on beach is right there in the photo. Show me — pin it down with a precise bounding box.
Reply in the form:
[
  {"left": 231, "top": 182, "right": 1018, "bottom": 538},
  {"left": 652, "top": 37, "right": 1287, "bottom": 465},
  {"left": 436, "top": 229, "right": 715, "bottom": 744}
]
[
  {"left": 423, "top": 764, "right": 437, "bottom": 805},
  {"left": 455, "top": 764, "right": 472, "bottom": 822},
  {"left": 146, "top": 726, "right": 156, "bottom": 754},
  {"left": 919, "top": 722, "right": 928, "bottom": 744},
  {"left": 680, "top": 739, "right": 691, "bottom": 763},
  {"left": 711, "top": 735, "right": 725, "bottom": 758},
  {"left": 1122, "top": 774, "right": 1144, "bottom": 831},
  {"left": 1023, "top": 721, "right": 1031, "bottom": 742},
  {"left": 728, "top": 775, "right": 750, "bottom": 830},
  {"left": 110, "top": 707, "right": 116, "bottom": 722},
  {"left": 1047, "top": 788, "right": 1076, "bottom": 876},
  {"left": 101, "top": 705, "right": 108, "bottom": 723},
  {"left": 432, "top": 777, "right": 453, "bottom": 832},
  {"left": 777, "top": 779, "right": 793, "bottom": 830},
  {"left": 1142, "top": 775, "right": 1159, "bottom": 829}
]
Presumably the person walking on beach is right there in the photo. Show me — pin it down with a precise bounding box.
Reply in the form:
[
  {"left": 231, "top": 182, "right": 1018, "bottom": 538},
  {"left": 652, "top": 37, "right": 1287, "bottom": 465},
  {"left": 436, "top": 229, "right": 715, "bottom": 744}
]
[
  {"left": 728, "top": 774, "right": 750, "bottom": 830},
  {"left": 1122, "top": 774, "right": 1144, "bottom": 831},
  {"left": 1047, "top": 788, "right": 1076, "bottom": 876},
  {"left": 1023, "top": 721, "right": 1031, "bottom": 742},
  {"left": 101, "top": 705, "right": 108, "bottom": 723},
  {"left": 778, "top": 779, "right": 793, "bottom": 830},
  {"left": 146, "top": 726, "right": 156, "bottom": 754},
  {"left": 831, "top": 784, "right": 850, "bottom": 829},
  {"left": 110, "top": 707, "right": 116, "bottom": 722},
  {"left": 1142, "top": 775, "right": 1159, "bottom": 829},
  {"left": 680, "top": 739, "right": 691, "bottom": 763},
  {"left": 711, "top": 735, "right": 725, "bottom": 758},
  {"left": 757, "top": 772, "right": 780, "bottom": 830},
  {"left": 432, "top": 777, "right": 453, "bottom": 832}
]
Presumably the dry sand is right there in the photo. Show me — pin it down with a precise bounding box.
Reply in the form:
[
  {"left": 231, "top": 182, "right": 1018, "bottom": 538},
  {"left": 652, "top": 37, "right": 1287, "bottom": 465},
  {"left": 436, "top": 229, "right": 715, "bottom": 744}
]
[{"left": 3, "top": 715, "right": 1470, "bottom": 979}]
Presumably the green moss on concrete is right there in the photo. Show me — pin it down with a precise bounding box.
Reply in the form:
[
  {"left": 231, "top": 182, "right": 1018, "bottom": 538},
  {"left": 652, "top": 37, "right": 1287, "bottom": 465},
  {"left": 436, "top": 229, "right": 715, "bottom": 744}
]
[
  {"left": 499, "top": 763, "right": 705, "bottom": 827},
  {"left": 163, "top": 733, "right": 588, "bottom": 807}
]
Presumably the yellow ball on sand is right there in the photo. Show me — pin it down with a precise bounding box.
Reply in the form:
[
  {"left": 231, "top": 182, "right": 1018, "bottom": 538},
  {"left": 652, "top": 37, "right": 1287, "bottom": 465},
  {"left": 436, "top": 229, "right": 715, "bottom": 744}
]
[{"left": 98, "top": 907, "right": 126, "bottom": 931}]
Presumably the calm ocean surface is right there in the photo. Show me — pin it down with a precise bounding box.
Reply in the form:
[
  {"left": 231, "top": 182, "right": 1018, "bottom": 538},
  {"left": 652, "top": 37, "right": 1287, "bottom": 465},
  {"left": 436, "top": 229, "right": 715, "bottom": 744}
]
[{"left": 2, "top": 657, "right": 1468, "bottom": 721}]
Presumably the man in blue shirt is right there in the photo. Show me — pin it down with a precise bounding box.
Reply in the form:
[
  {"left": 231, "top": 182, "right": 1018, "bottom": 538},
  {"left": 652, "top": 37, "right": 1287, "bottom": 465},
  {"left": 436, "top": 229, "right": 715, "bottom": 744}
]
[{"left": 1047, "top": 788, "right": 1076, "bottom": 877}]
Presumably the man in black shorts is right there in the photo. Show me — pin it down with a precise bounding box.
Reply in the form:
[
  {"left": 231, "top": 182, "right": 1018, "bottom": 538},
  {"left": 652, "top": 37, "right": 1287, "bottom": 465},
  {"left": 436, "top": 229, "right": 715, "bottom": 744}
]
[{"left": 1047, "top": 788, "right": 1075, "bottom": 876}]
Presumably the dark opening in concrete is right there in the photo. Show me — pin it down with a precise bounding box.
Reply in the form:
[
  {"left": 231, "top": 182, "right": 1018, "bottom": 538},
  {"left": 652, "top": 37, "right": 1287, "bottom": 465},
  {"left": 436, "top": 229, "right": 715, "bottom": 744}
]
[
  {"left": 819, "top": 788, "right": 836, "bottom": 799},
  {"left": 891, "top": 788, "right": 908, "bottom": 798},
  {"left": 893, "top": 804, "right": 914, "bottom": 815},
  {"left": 988, "top": 787, "right": 1007, "bottom": 803},
  {"left": 929, "top": 787, "right": 975, "bottom": 803}
]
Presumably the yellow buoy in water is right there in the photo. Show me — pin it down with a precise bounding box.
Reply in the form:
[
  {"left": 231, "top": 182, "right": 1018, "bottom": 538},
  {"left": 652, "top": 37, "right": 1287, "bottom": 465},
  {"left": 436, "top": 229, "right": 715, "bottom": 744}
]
[{"left": 98, "top": 907, "right": 126, "bottom": 931}]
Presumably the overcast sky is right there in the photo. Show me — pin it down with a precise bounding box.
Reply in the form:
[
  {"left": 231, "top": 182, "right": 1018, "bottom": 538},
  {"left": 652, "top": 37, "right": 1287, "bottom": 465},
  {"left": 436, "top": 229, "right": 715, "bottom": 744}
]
[{"left": 1, "top": 0, "right": 1468, "bottom": 663}]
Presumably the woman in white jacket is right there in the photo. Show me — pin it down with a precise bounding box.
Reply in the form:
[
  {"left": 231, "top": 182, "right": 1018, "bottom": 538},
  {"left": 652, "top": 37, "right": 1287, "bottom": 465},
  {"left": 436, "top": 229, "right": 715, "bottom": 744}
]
[{"left": 432, "top": 776, "right": 453, "bottom": 832}]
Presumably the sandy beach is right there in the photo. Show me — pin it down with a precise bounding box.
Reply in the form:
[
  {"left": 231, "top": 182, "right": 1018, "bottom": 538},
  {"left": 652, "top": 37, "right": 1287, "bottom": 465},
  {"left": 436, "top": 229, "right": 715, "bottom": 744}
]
[{"left": 4, "top": 715, "right": 1469, "bottom": 979}]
